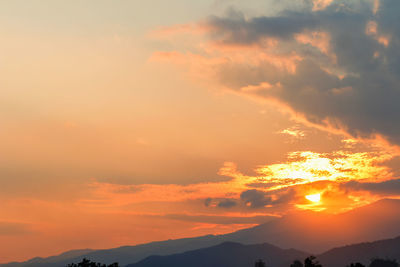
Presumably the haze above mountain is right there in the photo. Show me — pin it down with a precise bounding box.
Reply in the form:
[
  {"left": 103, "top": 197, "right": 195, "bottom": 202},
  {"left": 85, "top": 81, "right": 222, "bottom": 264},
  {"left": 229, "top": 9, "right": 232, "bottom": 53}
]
[{"left": 3, "top": 199, "right": 400, "bottom": 267}]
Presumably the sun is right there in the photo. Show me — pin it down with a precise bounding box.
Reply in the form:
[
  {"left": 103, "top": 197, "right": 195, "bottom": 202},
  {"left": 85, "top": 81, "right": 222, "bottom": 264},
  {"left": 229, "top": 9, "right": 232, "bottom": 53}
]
[{"left": 305, "top": 193, "right": 321, "bottom": 203}]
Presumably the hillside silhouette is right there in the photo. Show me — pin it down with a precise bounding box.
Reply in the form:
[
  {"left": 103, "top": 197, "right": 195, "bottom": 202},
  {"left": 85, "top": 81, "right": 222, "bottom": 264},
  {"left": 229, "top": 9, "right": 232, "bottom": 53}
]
[
  {"left": 128, "top": 237, "right": 400, "bottom": 267},
  {"left": 223, "top": 199, "right": 400, "bottom": 253},
  {"left": 318, "top": 236, "right": 400, "bottom": 267},
  {"left": 126, "top": 242, "right": 307, "bottom": 267}
]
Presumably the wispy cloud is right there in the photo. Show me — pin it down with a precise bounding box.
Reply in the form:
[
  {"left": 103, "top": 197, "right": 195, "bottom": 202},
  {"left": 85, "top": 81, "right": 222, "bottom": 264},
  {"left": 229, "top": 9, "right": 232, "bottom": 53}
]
[{"left": 280, "top": 126, "right": 306, "bottom": 139}]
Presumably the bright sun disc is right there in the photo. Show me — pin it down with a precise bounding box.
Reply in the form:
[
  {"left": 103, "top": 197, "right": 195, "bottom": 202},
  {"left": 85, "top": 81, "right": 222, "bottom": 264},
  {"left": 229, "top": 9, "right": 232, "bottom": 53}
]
[{"left": 306, "top": 193, "right": 321, "bottom": 203}]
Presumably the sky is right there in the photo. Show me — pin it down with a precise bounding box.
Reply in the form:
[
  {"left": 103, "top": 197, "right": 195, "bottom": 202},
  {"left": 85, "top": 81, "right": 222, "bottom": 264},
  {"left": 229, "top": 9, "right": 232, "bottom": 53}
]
[{"left": 1, "top": 0, "right": 400, "bottom": 263}]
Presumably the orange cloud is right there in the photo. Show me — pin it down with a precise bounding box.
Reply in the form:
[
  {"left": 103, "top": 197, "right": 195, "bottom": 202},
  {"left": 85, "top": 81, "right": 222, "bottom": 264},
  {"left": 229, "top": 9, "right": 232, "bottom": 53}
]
[
  {"left": 142, "top": 0, "right": 400, "bottom": 220},
  {"left": 280, "top": 126, "right": 306, "bottom": 139},
  {"left": 366, "top": 20, "right": 391, "bottom": 47},
  {"left": 151, "top": 36, "right": 400, "bottom": 153},
  {"left": 295, "top": 31, "right": 336, "bottom": 63},
  {"left": 373, "top": 0, "right": 380, "bottom": 15},
  {"left": 77, "top": 146, "right": 395, "bottom": 215},
  {"left": 149, "top": 26, "right": 350, "bottom": 141},
  {"left": 150, "top": 20, "right": 394, "bottom": 147},
  {"left": 366, "top": 21, "right": 378, "bottom": 35},
  {"left": 312, "top": 0, "right": 334, "bottom": 11}
]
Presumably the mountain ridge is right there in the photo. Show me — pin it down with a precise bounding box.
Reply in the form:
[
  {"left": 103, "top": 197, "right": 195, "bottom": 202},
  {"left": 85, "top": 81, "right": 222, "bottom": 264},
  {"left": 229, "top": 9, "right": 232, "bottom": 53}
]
[
  {"left": 126, "top": 242, "right": 308, "bottom": 267},
  {"left": 127, "top": 236, "right": 400, "bottom": 267}
]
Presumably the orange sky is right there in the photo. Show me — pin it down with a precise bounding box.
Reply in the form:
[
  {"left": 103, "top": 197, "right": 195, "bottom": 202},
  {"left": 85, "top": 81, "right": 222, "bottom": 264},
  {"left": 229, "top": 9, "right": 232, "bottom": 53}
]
[{"left": 1, "top": 0, "right": 400, "bottom": 263}]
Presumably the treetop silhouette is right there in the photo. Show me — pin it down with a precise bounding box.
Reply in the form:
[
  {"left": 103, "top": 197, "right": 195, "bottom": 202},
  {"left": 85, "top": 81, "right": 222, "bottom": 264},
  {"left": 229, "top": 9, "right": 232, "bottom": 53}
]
[
  {"left": 304, "top": 256, "right": 322, "bottom": 267},
  {"left": 66, "top": 258, "right": 119, "bottom": 267}
]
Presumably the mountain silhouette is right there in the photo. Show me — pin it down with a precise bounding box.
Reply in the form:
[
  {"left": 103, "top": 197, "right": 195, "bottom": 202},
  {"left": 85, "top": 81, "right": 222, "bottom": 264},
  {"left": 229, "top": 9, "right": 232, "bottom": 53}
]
[
  {"left": 0, "top": 249, "right": 94, "bottom": 267},
  {"left": 223, "top": 198, "right": 400, "bottom": 253},
  {"left": 2, "top": 199, "right": 400, "bottom": 267},
  {"left": 0, "top": 235, "right": 221, "bottom": 267},
  {"left": 318, "top": 236, "right": 400, "bottom": 267},
  {"left": 126, "top": 242, "right": 307, "bottom": 267},
  {"left": 126, "top": 237, "right": 400, "bottom": 267}
]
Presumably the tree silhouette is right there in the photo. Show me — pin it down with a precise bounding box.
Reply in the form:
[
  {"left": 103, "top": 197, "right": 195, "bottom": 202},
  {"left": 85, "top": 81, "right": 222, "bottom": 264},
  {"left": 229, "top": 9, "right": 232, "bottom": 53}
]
[
  {"left": 255, "top": 259, "right": 266, "bottom": 267},
  {"left": 347, "top": 263, "right": 365, "bottom": 267},
  {"left": 290, "top": 259, "right": 304, "bottom": 267},
  {"left": 369, "top": 258, "right": 398, "bottom": 267},
  {"left": 304, "top": 256, "right": 322, "bottom": 267},
  {"left": 66, "top": 258, "right": 119, "bottom": 267}
]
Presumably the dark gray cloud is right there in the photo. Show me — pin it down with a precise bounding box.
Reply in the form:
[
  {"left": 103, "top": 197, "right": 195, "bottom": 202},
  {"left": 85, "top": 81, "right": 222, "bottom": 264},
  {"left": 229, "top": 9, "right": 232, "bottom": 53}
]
[
  {"left": 240, "top": 188, "right": 296, "bottom": 208},
  {"left": 343, "top": 179, "right": 400, "bottom": 195},
  {"left": 206, "top": 0, "right": 400, "bottom": 145},
  {"left": 240, "top": 189, "right": 273, "bottom": 208},
  {"left": 217, "top": 198, "right": 237, "bottom": 208},
  {"left": 208, "top": 9, "right": 317, "bottom": 44},
  {"left": 204, "top": 197, "right": 213, "bottom": 207},
  {"left": 204, "top": 198, "right": 237, "bottom": 208}
]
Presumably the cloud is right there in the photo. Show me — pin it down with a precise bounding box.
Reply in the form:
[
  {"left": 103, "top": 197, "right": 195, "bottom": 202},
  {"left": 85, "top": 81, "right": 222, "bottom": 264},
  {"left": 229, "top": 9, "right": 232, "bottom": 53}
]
[
  {"left": 343, "top": 179, "right": 400, "bottom": 196},
  {"left": 217, "top": 198, "right": 237, "bottom": 208},
  {"left": 241, "top": 189, "right": 272, "bottom": 208},
  {"left": 204, "top": 197, "right": 213, "bottom": 207},
  {"left": 280, "top": 126, "right": 306, "bottom": 139},
  {"left": 312, "top": 0, "right": 335, "bottom": 11},
  {"left": 207, "top": 9, "right": 317, "bottom": 44},
  {"left": 80, "top": 148, "right": 394, "bottom": 215},
  {"left": 153, "top": 0, "right": 400, "bottom": 147},
  {"left": 240, "top": 188, "right": 297, "bottom": 209},
  {"left": 203, "top": 197, "right": 237, "bottom": 208}
]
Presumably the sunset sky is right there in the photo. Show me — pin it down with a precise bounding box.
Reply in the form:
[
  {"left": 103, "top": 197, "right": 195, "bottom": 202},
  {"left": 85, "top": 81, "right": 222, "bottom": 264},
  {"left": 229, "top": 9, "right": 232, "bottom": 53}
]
[{"left": 2, "top": 0, "right": 400, "bottom": 263}]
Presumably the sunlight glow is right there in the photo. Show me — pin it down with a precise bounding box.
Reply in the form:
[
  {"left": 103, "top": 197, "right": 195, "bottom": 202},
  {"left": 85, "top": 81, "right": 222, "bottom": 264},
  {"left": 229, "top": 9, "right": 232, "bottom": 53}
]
[
  {"left": 256, "top": 151, "right": 392, "bottom": 186},
  {"left": 85, "top": 150, "right": 394, "bottom": 215},
  {"left": 306, "top": 193, "right": 321, "bottom": 203}
]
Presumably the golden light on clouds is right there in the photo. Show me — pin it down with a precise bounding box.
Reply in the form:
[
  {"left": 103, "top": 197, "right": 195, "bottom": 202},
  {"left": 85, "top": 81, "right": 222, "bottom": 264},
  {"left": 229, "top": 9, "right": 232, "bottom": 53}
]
[
  {"left": 280, "top": 127, "right": 306, "bottom": 139},
  {"left": 305, "top": 193, "right": 321, "bottom": 203},
  {"left": 295, "top": 31, "right": 336, "bottom": 63},
  {"left": 256, "top": 150, "right": 393, "bottom": 186},
  {"left": 312, "top": 0, "right": 334, "bottom": 11},
  {"left": 299, "top": 193, "right": 325, "bottom": 212},
  {"left": 81, "top": 147, "right": 395, "bottom": 215}
]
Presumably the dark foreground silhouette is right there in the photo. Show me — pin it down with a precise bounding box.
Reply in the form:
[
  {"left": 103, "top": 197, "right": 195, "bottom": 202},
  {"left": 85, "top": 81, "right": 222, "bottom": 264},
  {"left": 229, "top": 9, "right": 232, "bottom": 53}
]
[
  {"left": 251, "top": 257, "right": 400, "bottom": 267},
  {"left": 66, "top": 256, "right": 399, "bottom": 267},
  {"left": 66, "top": 258, "right": 119, "bottom": 267},
  {"left": 286, "top": 257, "right": 399, "bottom": 267}
]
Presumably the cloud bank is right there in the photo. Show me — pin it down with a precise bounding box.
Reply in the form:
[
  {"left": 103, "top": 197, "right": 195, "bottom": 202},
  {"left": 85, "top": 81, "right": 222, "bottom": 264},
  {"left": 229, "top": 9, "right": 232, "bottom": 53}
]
[{"left": 153, "top": 0, "right": 400, "bottom": 146}]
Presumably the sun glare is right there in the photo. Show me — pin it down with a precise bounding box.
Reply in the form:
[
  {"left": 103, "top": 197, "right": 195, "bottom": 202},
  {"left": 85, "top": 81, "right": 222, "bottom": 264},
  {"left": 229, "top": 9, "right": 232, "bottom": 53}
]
[{"left": 306, "top": 193, "right": 321, "bottom": 203}]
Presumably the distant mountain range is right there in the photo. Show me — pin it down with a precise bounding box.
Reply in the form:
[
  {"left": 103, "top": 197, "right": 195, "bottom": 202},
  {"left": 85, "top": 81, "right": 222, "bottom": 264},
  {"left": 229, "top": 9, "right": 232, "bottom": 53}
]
[
  {"left": 127, "top": 242, "right": 307, "bottom": 267},
  {"left": 127, "top": 236, "right": 400, "bottom": 267},
  {"left": 319, "top": 236, "right": 400, "bottom": 267},
  {"left": 0, "top": 249, "right": 94, "bottom": 267},
  {"left": 2, "top": 199, "right": 400, "bottom": 267},
  {"left": 223, "top": 198, "right": 400, "bottom": 253}
]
